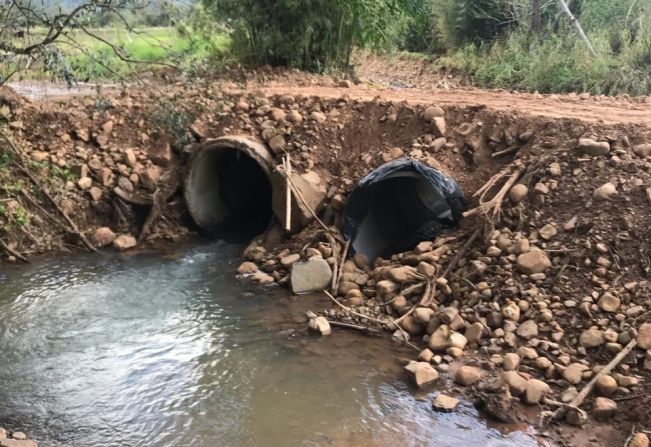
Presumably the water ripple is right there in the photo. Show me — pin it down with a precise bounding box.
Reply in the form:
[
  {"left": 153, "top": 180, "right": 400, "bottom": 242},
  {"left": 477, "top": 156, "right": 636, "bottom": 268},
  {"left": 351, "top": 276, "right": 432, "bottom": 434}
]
[{"left": 0, "top": 244, "right": 540, "bottom": 447}]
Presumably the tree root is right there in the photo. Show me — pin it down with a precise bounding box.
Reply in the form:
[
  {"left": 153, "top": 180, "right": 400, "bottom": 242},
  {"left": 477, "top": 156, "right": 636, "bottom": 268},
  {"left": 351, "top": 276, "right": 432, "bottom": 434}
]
[
  {"left": 0, "top": 130, "right": 98, "bottom": 252},
  {"left": 463, "top": 164, "right": 524, "bottom": 219},
  {"left": 139, "top": 161, "right": 181, "bottom": 243}
]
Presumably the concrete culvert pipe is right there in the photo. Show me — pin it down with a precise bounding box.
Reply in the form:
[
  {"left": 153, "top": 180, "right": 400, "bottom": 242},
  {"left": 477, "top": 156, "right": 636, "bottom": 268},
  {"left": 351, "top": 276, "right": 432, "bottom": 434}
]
[
  {"left": 184, "top": 136, "right": 275, "bottom": 242},
  {"left": 342, "top": 158, "right": 466, "bottom": 261}
]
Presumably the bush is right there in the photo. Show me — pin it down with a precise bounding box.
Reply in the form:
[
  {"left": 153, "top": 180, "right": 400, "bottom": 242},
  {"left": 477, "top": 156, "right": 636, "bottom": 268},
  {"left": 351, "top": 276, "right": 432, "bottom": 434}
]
[
  {"left": 203, "top": 0, "right": 412, "bottom": 72},
  {"left": 438, "top": 28, "right": 651, "bottom": 96},
  {"left": 431, "top": 0, "right": 512, "bottom": 48}
]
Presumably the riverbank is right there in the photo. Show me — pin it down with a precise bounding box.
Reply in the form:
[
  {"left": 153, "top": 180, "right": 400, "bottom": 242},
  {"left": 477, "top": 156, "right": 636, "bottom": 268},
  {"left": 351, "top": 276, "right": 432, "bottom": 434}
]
[{"left": 1, "top": 69, "right": 650, "bottom": 446}]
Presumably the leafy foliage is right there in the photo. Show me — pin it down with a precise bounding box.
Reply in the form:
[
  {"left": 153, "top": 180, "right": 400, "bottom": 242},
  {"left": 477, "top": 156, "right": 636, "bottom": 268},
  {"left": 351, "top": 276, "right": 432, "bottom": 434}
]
[
  {"left": 431, "top": 0, "right": 512, "bottom": 48},
  {"left": 433, "top": 0, "right": 651, "bottom": 95},
  {"left": 203, "top": 0, "right": 413, "bottom": 71}
]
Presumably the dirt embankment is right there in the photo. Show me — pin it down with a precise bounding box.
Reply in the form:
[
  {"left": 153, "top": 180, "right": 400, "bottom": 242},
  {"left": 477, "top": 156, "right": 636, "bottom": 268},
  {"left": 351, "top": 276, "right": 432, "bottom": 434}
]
[{"left": 1, "top": 69, "right": 651, "bottom": 447}]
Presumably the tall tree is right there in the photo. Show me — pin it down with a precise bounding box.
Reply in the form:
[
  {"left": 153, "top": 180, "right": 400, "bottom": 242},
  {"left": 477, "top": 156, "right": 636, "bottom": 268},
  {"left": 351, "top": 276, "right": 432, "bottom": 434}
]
[{"left": 531, "top": 0, "right": 542, "bottom": 34}]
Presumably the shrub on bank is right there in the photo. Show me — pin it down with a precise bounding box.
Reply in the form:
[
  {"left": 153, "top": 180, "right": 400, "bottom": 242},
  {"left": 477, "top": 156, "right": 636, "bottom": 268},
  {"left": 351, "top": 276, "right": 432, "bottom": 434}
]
[{"left": 437, "top": 29, "right": 651, "bottom": 96}]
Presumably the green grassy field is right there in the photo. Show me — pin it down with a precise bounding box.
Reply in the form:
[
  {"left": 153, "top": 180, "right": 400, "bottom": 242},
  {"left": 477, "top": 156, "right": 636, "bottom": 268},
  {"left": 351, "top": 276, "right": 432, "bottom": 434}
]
[{"left": 7, "top": 26, "right": 229, "bottom": 82}]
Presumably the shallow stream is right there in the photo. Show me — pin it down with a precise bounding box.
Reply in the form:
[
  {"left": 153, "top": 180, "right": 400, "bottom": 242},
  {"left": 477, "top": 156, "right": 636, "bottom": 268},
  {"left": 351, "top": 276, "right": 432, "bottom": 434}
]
[{"left": 0, "top": 243, "right": 541, "bottom": 446}]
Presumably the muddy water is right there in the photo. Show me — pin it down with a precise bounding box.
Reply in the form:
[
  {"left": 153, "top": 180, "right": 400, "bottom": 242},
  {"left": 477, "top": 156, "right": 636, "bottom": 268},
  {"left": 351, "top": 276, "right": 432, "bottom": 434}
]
[{"left": 0, "top": 243, "right": 540, "bottom": 446}]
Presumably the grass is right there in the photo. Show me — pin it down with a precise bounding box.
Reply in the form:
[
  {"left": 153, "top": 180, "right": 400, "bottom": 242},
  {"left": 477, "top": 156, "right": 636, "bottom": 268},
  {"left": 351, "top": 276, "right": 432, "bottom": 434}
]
[
  {"left": 436, "top": 30, "right": 651, "bottom": 96},
  {"left": 6, "top": 26, "right": 230, "bottom": 82}
]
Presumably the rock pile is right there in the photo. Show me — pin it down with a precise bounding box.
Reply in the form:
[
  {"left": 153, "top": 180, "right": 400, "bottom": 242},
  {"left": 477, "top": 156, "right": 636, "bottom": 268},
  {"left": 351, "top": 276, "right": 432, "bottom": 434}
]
[{"left": 0, "top": 427, "right": 38, "bottom": 447}]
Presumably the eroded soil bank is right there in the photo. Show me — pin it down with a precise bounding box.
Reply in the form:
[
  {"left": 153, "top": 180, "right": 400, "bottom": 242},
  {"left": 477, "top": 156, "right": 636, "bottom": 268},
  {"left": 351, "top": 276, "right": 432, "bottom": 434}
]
[{"left": 0, "top": 68, "right": 650, "bottom": 446}]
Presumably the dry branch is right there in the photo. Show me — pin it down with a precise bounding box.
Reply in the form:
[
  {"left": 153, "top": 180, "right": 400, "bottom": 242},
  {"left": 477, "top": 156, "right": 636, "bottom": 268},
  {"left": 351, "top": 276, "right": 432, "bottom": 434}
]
[
  {"left": 0, "top": 131, "right": 98, "bottom": 252},
  {"left": 323, "top": 290, "right": 420, "bottom": 351},
  {"left": 332, "top": 239, "right": 350, "bottom": 295},
  {"left": 442, "top": 228, "right": 481, "bottom": 277},
  {"left": 326, "top": 320, "right": 382, "bottom": 336},
  {"left": 283, "top": 154, "right": 292, "bottom": 231},
  {"left": 463, "top": 166, "right": 524, "bottom": 218},
  {"left": 550, "top": 339, "right": 638, "bottom": 422},
  {"left": 0, "top": 237, "right": 29, "bottom": 263}
]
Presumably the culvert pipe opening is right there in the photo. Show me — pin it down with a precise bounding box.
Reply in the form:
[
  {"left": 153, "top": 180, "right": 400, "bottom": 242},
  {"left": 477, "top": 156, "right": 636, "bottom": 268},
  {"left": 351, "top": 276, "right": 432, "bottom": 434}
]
[
  {"left": 342, "top": 158, "right": 466, "bottom": 262},
  {"left": 184, "top": 137, "right": 275, "bottom": 242}
]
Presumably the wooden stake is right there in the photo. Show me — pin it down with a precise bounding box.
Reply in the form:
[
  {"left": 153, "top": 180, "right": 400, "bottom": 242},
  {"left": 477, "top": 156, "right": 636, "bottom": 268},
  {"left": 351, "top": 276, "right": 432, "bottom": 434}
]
[
  {"left": 284, "top": 154, "right": 292, "bottom": 232},
  {"left": 279, "top": 168, "right": 343, "bottom": 243}
]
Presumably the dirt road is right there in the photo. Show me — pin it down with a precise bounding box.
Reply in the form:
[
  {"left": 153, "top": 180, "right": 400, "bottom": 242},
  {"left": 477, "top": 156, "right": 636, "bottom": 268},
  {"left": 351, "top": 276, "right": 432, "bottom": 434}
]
[
  {"left": 259, "top": 84, "right": 651, "bottom": 127},
  {"left": 8, "top": 75, "right": 651, "bottom": 128}
]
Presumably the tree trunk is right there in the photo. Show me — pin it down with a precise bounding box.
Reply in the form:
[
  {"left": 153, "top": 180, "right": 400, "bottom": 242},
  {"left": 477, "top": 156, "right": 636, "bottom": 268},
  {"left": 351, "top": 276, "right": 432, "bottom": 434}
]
[
  {"left": 531, "top": 0, "right": 541, "bottom": 34},
  {"left": 557, "top": 0, "right": 598, "bottom": 57}
]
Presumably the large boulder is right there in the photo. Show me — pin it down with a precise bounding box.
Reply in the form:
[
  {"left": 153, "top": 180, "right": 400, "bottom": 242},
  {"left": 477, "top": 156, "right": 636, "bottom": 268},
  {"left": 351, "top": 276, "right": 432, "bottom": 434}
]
[
  {"left": 90, "top": 227, "right": 116, "bottom": 248},
  {"left": 637, "top": 323, "right": 651, "bottom": 350},
  {"left": 290, "top": 259, "right": 333, "bottom": 294},
  {"left": 577, "top": 138, "right": 610, "bottom": 156},
  {"left": 432, "top": 393, "right": 459, "bottom": 412},
  {"left": 454, "top": 366, "right": 484, "bottom": 386},
  {"left": 633, "top": 143, "right": 651, "bottom": 158},
  {"left": 592, "top": 397, "right": 617, "bottom": 420},
  {"left": 516, "top": 248, "right": 551, "bottom": 274},
  {"left": 113, "top": 234, "right": 137, "bottom": 251},
  {"left": 271, "top": 170, "right": 328, "bottom": 231},
  {"left": 580, "top": 328, "right": 605, "bottom": 348},
  {"left": 404, "top": 361, "right": 439, "bottom": 388}
]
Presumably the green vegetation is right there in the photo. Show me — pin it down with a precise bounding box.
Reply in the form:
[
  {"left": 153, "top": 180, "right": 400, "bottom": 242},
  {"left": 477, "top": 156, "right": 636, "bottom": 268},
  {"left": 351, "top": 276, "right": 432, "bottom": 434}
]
[
  {"left": 202, "top": 0, "right": 415, "bottom": 72},
  {"left": 425, "top": 0, "right": 651, "bottom": 95},
  {"left": 150, "top": 101, "right": 197, "bottom": 147},
  {"left": 10, "top": 26, "right": 229, "bottom": 82},
  {"left": 1, "top": 0, "right": 648, "bottom": 95},
  {"left": 199, "top": 0, "right": 649, "bottom": 95},
  {"left": 10, "top": 206, "right": 29, "bottom": 227}
]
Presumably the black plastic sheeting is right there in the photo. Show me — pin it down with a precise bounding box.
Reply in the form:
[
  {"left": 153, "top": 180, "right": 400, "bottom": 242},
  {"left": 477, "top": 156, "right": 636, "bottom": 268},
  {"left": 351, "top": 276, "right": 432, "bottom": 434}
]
[{"left": 342, "top": 158, "right": 466, "bottom": 261}]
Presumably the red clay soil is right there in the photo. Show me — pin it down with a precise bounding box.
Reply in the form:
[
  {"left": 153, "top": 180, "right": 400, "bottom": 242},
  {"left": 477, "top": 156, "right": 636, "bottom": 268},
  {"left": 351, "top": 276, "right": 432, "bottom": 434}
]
[{"left": 256, "top": 84, "right": 651, "bottom": 127}]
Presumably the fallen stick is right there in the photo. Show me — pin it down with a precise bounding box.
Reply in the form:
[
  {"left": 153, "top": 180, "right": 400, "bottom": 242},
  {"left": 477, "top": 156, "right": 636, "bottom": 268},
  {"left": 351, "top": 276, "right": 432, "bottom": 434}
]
[
  {"left": 0, "top": 237, "right": 29, "bottom": 263},
  {"left": 325, "top": 290, "right": 390, "bottom": 327},
  {"left": 442, "top": 228, "right": 481, "bottom": 277},
  {"left": 550, "top": 339, "right": 638, "bottom": 421},
  {"left": 325, "top": 232, "right": 341, "bottom": 294},
  {"left": 393, "top": 303, "right": 417, "bottom": 325},
  {"left": 326, "top": 320, "right": 382, "bottom": 336},
  {"left": 323, "top": 290, "right": 420, "bottom": 351},
  {"left": 418, "top": 280, "right": 433, "bottom": 306},
  {"left": 139, "top": 162, "right": 181, "bottom": 242},
  {"left": 491, "top": 146, "right": 520, "bottom": 158},
  {"left": 401, "top": 282, "right": 426, "bottom": 297}
]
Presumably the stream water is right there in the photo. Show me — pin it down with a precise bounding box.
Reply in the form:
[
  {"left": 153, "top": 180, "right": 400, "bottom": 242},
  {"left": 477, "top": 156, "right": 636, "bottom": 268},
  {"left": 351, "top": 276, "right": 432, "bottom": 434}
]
[{"left": 0, "top": 243, "right": 541, "bottom": 446}]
